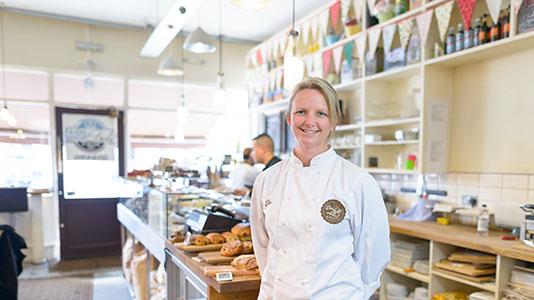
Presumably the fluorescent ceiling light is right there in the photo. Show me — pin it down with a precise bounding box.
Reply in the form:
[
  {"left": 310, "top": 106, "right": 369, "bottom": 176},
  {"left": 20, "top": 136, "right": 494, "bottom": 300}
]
[{"left": 140, "top": 0, "right": 202, "bottom": 58}]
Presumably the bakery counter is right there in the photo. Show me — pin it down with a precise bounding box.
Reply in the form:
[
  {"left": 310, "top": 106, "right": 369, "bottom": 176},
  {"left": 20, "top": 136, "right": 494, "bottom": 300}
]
[
  {"left": 165, "top": 239, "right": 260, "bottom": 300},
  {"left": 388, "top": 216, "right": 534, "bottom": 262}
]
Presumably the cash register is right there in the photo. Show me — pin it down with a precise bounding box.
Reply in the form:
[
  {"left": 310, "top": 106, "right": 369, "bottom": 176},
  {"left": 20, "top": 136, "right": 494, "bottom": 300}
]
[{"left": 185, "top": 205, "right": 243, "bottom": 235}]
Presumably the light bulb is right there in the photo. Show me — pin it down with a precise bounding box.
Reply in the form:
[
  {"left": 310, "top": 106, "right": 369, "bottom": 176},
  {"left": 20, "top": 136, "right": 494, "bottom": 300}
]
[
  {"left": 176, "top": 100, "right": 189, "bottom": 125},
  {"left": 7, "top": 114, "right": 17, "bottom": 126},
  {"left": 0, "top": 106, "right": 10, "bottom": 120},
  {"left": 174, "top": 125, "right": 185, "bottom": 141}
]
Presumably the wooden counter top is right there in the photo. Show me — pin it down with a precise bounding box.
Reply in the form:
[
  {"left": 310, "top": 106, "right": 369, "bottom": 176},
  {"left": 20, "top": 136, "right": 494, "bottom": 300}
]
[
  {"left": 389, "top": 216, "right": 534, "bottom": 262},
  {"left": 165, "top": 239, "right": 261, "bottom": 294}
]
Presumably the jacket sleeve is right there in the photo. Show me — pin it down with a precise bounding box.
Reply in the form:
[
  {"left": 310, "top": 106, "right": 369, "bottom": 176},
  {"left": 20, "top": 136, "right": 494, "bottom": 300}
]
[
  {"left": 250, "top": 173, "right": 269, "bottom": 275},
  {"left": 352, "top": 173, "right": 391, "bottom": 299}
]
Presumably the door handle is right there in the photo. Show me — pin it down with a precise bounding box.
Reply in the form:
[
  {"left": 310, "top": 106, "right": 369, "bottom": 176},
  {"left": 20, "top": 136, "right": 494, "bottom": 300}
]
[{"left": 58, "top": 190, "right": 63, "bottom": 196}]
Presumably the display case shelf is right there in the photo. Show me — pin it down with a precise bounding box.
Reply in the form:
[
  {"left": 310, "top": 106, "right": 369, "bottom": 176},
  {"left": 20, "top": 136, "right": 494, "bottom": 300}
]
[
  {"left": 365, "top": 168, "right": 418, "bottom": 174},
  {"left": 386, "top": 264, "right": 430, "bottom": 283},
  {"left": 365, "top": 117, "right": 420, "bottom": 128}
]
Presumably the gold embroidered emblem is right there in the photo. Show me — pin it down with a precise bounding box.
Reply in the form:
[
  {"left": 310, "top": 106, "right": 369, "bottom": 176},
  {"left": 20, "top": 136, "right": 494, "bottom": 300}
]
[
  {"left": 320, "top": 199, "right": 346, "bottom": 224},
  {"left": 264, "top": 199, "right": 272, "bottom": 207}
]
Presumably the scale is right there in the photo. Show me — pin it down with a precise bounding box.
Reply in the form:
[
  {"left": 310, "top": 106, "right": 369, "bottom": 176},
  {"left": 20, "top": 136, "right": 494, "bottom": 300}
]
[
  {"left": 520, "top": 204, "right": 534, "bottom": 248},
  {"left": 185, "top": 205, "right": 243, "bottom": 235}
]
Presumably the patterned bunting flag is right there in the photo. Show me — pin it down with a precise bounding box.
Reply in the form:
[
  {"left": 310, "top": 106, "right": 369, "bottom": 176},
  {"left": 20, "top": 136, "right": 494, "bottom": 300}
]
[
  {"left": 311, "top": 16, "right": 319, "bottom": 42},
  {"left": 382, "top": 24, "right": 396, "bottom": 53},
  {"left": 486, "top": 0, "right": 503, "bottom": 24},
  {"left": 416, "top": 10, "right": 433, "bottom": 47},
  {"left": 319, "top": 10, "right": 330, "bottom": 38},
  {"left": 458, "top": 0, "right": 477, "bottom": 28},
  {"left": 353, "top": 0, "right": 363, "bottom": 22},
  {"left": 330, "top": 1, "right": 341, "bottom": 30},
  {"left": 398, "top": 18, "right": 414, "bottom": 50},
  {"left": 355, "top": 33, "right": 367, "bottom": 62},
  {"left": 305, "top": 56, "right": 314, "bottom": 75},
  {"left": 368, "top": 28, "right": 381, "bottom": 59},
  {"left": 341, "top": 0, "right": 351, "bottom": 21},
  {"left": 266, "top": 41, "right": 273, "bottom": 63},
  {"left": 332, "top": 46, "right": 344, "bottom": 74},
  {"left": 435, "top": 0, "right": 455, "bottom": 42},
  {"left": 514, "top": 0, "right": 523, "bottom": 14},
  {"left": 280, "top": 34, "right": 287, "bottom": 57},
  {"left": 343, "top": 42, "right": 354, "bottom": 68},
  {"left": 323, "top": 50, "right": 332, "bottom": 78},
  {"left": 313, "top": 52, "right": 323, "bottom": 77},
  {"left": 302, "top": 20, "right": 311, "bottom": 43},
  {"left": 273, "top": 38, "right": 279, "bottom": 60}
]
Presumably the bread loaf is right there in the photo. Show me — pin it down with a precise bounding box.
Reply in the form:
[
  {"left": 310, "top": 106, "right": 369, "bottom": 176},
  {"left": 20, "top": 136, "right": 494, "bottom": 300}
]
[
  {"left": 231, "top": 223, "right": 251, "bottom": 238},
  {"left": 221, "top": 231, "right": 239, "bottom": 242},
  {"left": 191, "top": 234, "right": 209, "bottom": 246},
  {"left": 220, "top": 240, "right": 243, "bottom": 256},
  {"left": 206, "top": 233, "right": 225, "bottom": 244},
  {"left": 231, "top": 254, "right": 258, "bottom": 270}
]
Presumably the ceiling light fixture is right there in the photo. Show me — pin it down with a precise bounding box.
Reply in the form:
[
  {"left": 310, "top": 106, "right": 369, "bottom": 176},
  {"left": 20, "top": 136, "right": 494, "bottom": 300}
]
[
  {"left": 175, "top": 36, "right": 188, "bottom": 142},
  {"left": 213, "top": 0, "right": 227, "bottom": 109},
  {"left": 183, "top": 27, "right": 216, "bottom": 54},
  {"left": 158, "top": 37, "right": 184, "bottom": 76},
  {"left": 0, "top": 4, "right": 16, "bottom": 127},
  {"left": 230, "top": 0, "right": 272, "bottom": 9},
  {"left": 140, "top": 0, "right": 202, "bottom": 58},
  {"left": 283, "top": 0, "right": 304, "bottom": 91}
]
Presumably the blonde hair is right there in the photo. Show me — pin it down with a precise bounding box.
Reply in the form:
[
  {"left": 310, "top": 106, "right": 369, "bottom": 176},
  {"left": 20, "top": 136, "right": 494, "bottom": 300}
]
[{"left": 288, "top": 77, "right": 340, "bottom": 139}]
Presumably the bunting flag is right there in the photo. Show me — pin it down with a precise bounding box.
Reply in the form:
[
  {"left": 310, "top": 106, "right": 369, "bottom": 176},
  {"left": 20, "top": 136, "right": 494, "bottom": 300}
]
[
  {"left": 305, "top": 55, "right": 314, "bottom": 75},
  {"left": 302, "top": 20, "right": 311, "bottom": 43},
  {"left": 330, "top": 1, "right": 341, "bottom": 30},
  {"left": 435, "top": 0, "right": 455, "bottom": 42},
  {"left": 458, "top": 0, "right": 477, "bottom": 28},
  {"left": 323, "top": 49, "right": 332, "bottom": 78},
  {"left": 311, "top": 16, "right": 320, "bottom": 42},
  {"left": 276, "top": 71, "right": 283, "bottom": 90},
  {"left": 343, "top": 42, "right": 354, "bottom": 68},
  {"left": 256, "top": 49, "right": 262, "bottom": 66},
  {"left": 416, "top": 10, "right": 433, "bottom": 47},
  {"left": 332, "top": 46, "right": 344, "bottom": 74},
  {"left": 355, "top": 33, "right": 367, "bottom": 62},
  {"left": 266, "top": 41, "right": 273, "bottom": 63},
  {"left": 273, "top": 38, "right": 280, "bottom": 60},
  {"left": 486, "top": 0, "right": 503, "bottom": 24},
  {"left": 382, "top": 24, "right": 396, "bottom": 53},
  {"left": 368, "top": 28, "right": 381, "bottom": 59},
  {"left": 341, "top": 0, "right": 351, "bottom": 21},
  {"left": 367, "top": 0, "right": 378, "bottom": 14},
  {"left": 398, "top": 18, "right": 414, "bottom": 50},
  {"left": 245, "top": 54, "right": 251, "bottom": 69},
  {"left": 313, "top": 52, "right": 323, "bottom": 77},
  {"left": 353, "top": 0, "right": 364, "bottom": 22},
  {"left": 319, "top": 10, "right": 330, "bottom": 38},
  {"left": 515, "top": 0, "right": 523, "bottom": 14},
  {"left": 280, "top": 34, "right": 287, "bottom": 57},
  {"left": 260, "top": 46, "right": 267, "bottom": 65}
]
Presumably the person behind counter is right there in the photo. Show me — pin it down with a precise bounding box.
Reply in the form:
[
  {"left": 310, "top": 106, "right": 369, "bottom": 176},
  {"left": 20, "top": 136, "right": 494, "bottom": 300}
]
[
  {"left": 250, "top": 77, "right": 391, "bottom": 299},
  {"left": 229, "top": 147, "right": 260, "bottom": 196},
  {"left": 251, "top": 133, "right": 281, "bottom": 171}
]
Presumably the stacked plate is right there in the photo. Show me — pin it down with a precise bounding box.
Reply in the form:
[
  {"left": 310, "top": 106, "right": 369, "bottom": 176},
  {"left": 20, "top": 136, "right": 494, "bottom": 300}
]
[
  {"left": 391, "top": 240, "right": 430, "bottom": 269},
  {"left": 413, "top": 260, "right": 430, "bottom": 275},
  {"left": 386, "top": 282, "right": 408, "bottom": 300},
  {"left": 414, "top": 287, "right": 428, "bottom": 300}
]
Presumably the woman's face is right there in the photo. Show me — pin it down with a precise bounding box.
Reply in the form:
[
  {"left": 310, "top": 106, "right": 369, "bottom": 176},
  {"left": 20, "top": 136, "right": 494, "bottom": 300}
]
[{"left": 287, "top": 89, "right": 332, "bottom": 152}]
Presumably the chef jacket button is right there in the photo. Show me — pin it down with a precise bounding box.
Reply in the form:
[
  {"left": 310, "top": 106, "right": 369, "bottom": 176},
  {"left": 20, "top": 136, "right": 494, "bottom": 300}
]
[{"left": 282, "top": 249, "right": 287, "bottom": 254}]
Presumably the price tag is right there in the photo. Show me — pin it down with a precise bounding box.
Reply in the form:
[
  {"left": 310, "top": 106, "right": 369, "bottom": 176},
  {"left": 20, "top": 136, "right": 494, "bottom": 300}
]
[{"left": 216, "top": 272, "right": 233, "bottom": 282}]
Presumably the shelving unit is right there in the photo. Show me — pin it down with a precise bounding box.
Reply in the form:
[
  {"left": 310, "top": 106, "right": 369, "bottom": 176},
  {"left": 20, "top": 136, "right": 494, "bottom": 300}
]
[{"left": 386, "top": 264, "right": 430, "bottom": 283}]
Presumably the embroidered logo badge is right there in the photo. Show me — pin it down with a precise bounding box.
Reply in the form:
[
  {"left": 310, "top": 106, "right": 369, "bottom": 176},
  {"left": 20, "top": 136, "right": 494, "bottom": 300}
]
[
  {"left": 321, "top": 199, "right": 346, "bottom": 224},
  {"left": 264, "top": 199, "right": 272, "bottom": 207}
]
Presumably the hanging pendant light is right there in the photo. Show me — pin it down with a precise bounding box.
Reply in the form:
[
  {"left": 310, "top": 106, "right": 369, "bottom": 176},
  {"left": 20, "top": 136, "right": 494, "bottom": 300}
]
[
  {"left": 283, "top": 0, "right": 304, "bottom": 91},
  {"left": 213, "top": 0, "right": 227, "bottom": 109},
  {"left": 230, "top": 0, "right": 272, "bottom": 9},
  {"left": 158, "top": 37, "right": 184, "bottom": 76},
  {"left": 183, "top": 27, "right": 216, "bottom": 53},
  {"left": 175, "top": 36, "right": 189, "bottom": 142}
]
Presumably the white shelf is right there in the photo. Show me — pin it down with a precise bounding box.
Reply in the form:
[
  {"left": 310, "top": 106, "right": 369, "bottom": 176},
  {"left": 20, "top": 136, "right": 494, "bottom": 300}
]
[
  {"left": 336, "top": 123, "right": 362, "bottom": 131},
  {"left": 333, "top": 145, "right": 361, "bottom": 150},
  {"left": 386, "top": 264, "right": 429, "bottom": 283},
  {"left": 365, "top": 63, "right": 421, "bottom": 82},
  {"left": 432, "top": 269, "right": 497, "bottom": 293},
  {"left": 365, "top": 117, "right": 420, "bottom": 128},
  {"left": 365, "top": 168, "right": 418, "bottom": 174},
  {"left": 366, "top": 140, "right": 419, "bottom": 146},
  {"left": 334, "top": 78, "right": 363, "bottom": 91},
  {"left": 251, "top": 98, "right": 289, "bottom": 114}
]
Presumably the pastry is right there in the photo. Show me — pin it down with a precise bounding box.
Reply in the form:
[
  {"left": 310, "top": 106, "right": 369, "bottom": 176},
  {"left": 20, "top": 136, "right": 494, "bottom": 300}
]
[
  {"left": 231, "top": 254, "right": 258, "bottom": 270},
  {"left": 241, "top": 241, "right": 253, "bottom": 254},
  {"left": 221, "top": 231, "right": 239, "bottom": 242},
  {"left": 192, "top": 234, "right": 210, "bottom": 246},
  {"left": 220, "top": 240, "right": 243, "bottom": 256},
  {"left": 206, "top": 233, "right": 225, "bottom": 244},
  {"left": 231, "top": 223, "right": 251, "bottom": 238}
]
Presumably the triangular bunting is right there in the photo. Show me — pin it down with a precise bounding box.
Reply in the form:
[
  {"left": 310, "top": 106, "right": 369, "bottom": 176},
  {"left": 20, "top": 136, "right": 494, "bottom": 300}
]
[
  {"left": 245, "top": 54, "right": 251, "bottom": 69},
  {"left": 260, "top": 45, "right": 267, "bottom": 65},
  {"left": 305, "top": 56, "right": 314, "bottom": 75},
  {"left": 311, "top": 16, "right": 319, "bottom": 42},
  {"left": 458, "top": 0, "right": 477, "bottom": 28},
  {"left": 514, "top": 0, "right": 523, "bottom": 14},
  {"left": 319, "top": 10, "right": 330, "bottom": 38},
  {"left": 367, "top": 0, "right": 378, "bottom": 14},
  {"left": 416, "top": 10, "right": 433, "bottom": 47},
  {"left": 313, "top": 52, "right": 323, "bottom": 77},
  {"left": 368, "top": 28, "right": 381, "bottom": 59},
  {"left": 435, "top": 1, "right": 455, "bottom": 42},
  {"left": 332, "top": 46, "right": 344, "bottom": 74},
  {"left": 341, "top": 0, "right": 351, "bottom": 21},
  {"left": 398, "top": 18, "right": 414, "bottom": 50},
  {"left": 382, "top": 24, "right": 396, "bottom": 53},
  {"left": 330, "top": 1, "right": 341, "bottom": 30},
  {"left": 486, "top": 0, "right": 503, "bottom": 24},
  {"left": 280, "top": 34, "right": 287, "bottom": 57},
  {"left": 323, "top": 50, "right": 332, "bottom": 78},
  {"left": 355, "top": 33, "right": 367, "bottom": 62},
  {"left": 302, "top": 20, "right": 311, "bottom": 43},
  {"left": 353, "top": 0, "right": 363, "bottom": 22},
  {"left": 343, "top": 42, "right": 354, "bottom": 68},
  {"left": 256, "top": 49, "right": 263, "bottom": 66},
  {"left": 273, "top": 38, "right": 280, "bottom": 60},
  {"left": 266, "top": 41, "right": 273, "bottom": 62}
]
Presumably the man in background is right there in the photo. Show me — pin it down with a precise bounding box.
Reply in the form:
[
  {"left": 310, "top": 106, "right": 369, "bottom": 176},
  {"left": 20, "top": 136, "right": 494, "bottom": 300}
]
[
  {"left": 230, "top": 147, "right": 260, "bottom": 196},
  {"left": 251, "top": 133, "right": 281, "bottom": 171}
]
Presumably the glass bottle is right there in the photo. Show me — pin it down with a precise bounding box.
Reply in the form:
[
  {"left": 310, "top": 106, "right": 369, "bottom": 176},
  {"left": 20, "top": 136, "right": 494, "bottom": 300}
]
[
  {"left": 456, "top": 23, "right": 464, "bottom": 51},
  {"left": 503, "top": 6, "right": 510, "bottom": 38},
  {"left": 394, "top": 0, "right": 407, "bottom": 16},
  {"left": 446, "top": 27, "right": 455, "bottom": 54},
  {"left": 480, "top": 14, "right": 489, "bottom": 44},
  {"left": 473, "top": 18, "right": 481, "bottom": 47},
  {"left": 477, "top": 204, "right": 490, "bottom": 237},
  {"left": 464, "top": 22, "right": 473, "bottom": 49}
]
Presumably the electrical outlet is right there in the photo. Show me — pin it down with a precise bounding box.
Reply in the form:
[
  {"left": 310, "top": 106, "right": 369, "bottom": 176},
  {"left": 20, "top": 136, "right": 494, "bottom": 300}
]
[{"left": 462, "top": 195, "right": 478, "bottom": 207}]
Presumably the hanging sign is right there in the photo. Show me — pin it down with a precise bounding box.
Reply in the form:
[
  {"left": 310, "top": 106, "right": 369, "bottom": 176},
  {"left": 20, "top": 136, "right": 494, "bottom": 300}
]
[
  {"left": 353, "top": 0, "right": 364, "bottom": 22},
  {"left": 323, "top": 49, "right": 332, "bottom": 78},
  {"left": 302, "top": 20, "right": 311, "bottom": 43},
  {"left": 368, "top": 28, "right": 381, "bottom": 59},
  {"left": 416, "top": 10, "right": 434, "bottom": 47},
  {"left": 64, "top": 114, "right": 116, "bottom": 161},
  {"left": 435, "top": 0, "right": 455, "bottom": 42},
  {"left": 330, "top": 1, "right": 341, "bottom": 30},
  {"left": 486, "top": 0, "right": 503, "bottom": 24},
  {"left": 343, "top": 42, "right": 354, "bottom": 68},
  {"left": 382, "top": 24, "right": 397, "bottom": 53},
  {"left": 332, "top": 46, "right": 344, "bottom": 74},
  {"left": 458, "top": 0, "right": 477, "bottom": 28},
  {"left": 341, "top": 0, "right": 351, "bottom": 21},
  {"left": 355, "top": 33, "right": 367, "bottom": 62},
  {"left": 398, "top": 18, "right": 414, "bottom": 50}
]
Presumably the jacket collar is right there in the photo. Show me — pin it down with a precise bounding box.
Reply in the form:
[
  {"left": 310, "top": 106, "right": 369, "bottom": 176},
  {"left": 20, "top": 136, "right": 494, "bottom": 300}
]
[{"left": 290, "top": 146, "right": 336, "bottom": 168}]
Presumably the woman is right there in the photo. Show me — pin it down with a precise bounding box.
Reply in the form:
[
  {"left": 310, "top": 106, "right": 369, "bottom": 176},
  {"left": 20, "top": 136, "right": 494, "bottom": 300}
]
[{"left": 250, "top": 77, "right": 390, "bottom": 300}]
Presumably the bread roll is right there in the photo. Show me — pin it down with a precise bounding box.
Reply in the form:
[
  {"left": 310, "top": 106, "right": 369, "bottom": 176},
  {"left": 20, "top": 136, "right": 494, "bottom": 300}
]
[
  {"left": 192, "top": 234, "right": 209, "bottom": 246},
  {"left": 221, "top": 231, "right": 239, "bottom": 242},
  {"left": 206, "top": 233, "right": 225, "bottom": 244},
  {"left": 231, "top": 254, "right": 258, "bottom": 270},
  {"left": 241, "top": 241, "right": 253, "bottom": 254},
  {"left": 220, "top": 240, "right": 243, "bottom": 257},
  {"left": 231, "top": 223, "right": 251, "bottom": 238}
]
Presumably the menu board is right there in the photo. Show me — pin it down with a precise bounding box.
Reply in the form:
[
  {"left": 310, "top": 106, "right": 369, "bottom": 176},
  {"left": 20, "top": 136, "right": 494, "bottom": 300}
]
[{"left": 518, "top": 0, "right": 534, "bottom": 34}]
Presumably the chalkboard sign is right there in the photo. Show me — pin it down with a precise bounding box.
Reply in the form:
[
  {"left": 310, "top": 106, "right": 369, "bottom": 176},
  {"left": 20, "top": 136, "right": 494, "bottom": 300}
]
[{"left": 518, "top": 0, "right": 534, "bottom": 34}]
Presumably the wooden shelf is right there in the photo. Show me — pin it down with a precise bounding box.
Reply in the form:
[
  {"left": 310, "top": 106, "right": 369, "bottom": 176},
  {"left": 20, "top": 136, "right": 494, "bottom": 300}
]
[
  {"left": 365, "top": 63, "right": 421, "bottom": 82},
  {"left": 365, "top": 168, "right": 418, "bottom": 174},
  {"left": 432, "top": 269, "right": 497, "bottom": 292},
  {"left": 365, "top": 117, "right": 420, "bottom": 128},
  {"left": 366, "top": 140, "right": 419, "bottom": 146},
  {"left": 333, "top": 145, "right": 361, "bottom": 150},
  {"left": 336, "top": 123, "right": 362, "bottom": 131},
  {"left": 386, "top": 264, "right": 429, "bottom": 283}
]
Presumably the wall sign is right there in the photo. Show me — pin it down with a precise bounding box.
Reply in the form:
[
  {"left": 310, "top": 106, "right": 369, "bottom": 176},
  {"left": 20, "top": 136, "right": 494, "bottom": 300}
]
[{"left": 63, "top": 114, "right": 116, "bottom": 161}]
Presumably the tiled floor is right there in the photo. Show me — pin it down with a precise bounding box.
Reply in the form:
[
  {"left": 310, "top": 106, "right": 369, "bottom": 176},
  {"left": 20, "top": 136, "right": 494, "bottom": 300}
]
[{"left": 19, "top": 256, "right": 132, "bottom": 300}]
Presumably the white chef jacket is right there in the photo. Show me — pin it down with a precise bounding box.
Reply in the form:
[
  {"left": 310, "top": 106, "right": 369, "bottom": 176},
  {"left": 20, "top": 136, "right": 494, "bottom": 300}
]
[
  {"left": 229, "top": 163, "right": 261, "bottom": 190},
  {"left": 250, "top": 147, "right": 390, "bottom": 300}
]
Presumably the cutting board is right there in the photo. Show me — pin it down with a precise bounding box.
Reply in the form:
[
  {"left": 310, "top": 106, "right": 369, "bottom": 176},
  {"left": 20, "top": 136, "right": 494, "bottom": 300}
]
[
  {"left": 199, "top": 251, "right": 236, "bottom": 264},
  {"left": 435, "top": 268, "right": 495, "bottom": 283},
  {"left": 203, "top": 265, "right": 258, "bottom": 277},
  {"left": 448, "top": 250, "right": 497, "bottom": 264},
  {"left": 174, "top": 242, "right": 224, "bottom": 252},
  {"left": 435, "top": 260, "right": 496, "bottom": 276}
]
